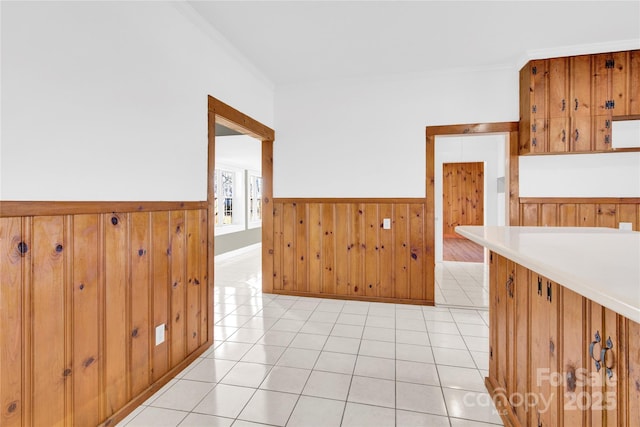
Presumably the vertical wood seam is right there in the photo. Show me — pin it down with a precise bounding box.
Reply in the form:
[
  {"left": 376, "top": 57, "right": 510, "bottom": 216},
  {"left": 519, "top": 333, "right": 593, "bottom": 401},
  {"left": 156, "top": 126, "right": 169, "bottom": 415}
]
[{"left": 64, "top": 215, "right": 73, "bottom": 427}]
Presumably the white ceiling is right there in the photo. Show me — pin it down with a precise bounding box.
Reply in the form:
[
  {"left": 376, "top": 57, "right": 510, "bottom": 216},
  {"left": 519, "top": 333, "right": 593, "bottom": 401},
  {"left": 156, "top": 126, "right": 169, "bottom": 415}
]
[{"left": 188, "top": 1, "right": 640, "bottom": 86}]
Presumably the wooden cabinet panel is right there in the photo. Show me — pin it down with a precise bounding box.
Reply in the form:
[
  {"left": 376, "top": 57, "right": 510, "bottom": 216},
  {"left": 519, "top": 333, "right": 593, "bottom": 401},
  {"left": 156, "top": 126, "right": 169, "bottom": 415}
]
[
  {"left": 560, "top": 288, "right": 587, "bottom": 426},
  {"left": 272, "top": 203, "right": 283, "bottom": 291},
  {"left": 549, "top": 57, "right": 569, "bottom": 118},
  {"left": 513, "top": 264, "right": 529, "bottom": 425},
  {"left": 409, "top": 204, "right": 425, "bottom": 300},
  {"left": 520, "top": 50, "right": 640, "bottom": 155},
  {"left": 627, "top": 320, "right": 640, "bottom": 427},
  {"left": 571, "top": 115, "right": 593, "bottom": 152},
  {"left": 0, "top": 218, "right": 24, "bottom": 427},
  {"left": 549, "top": 117, "right": 569, "bottom": 152},
  {"left": 630, "top": 50, "right": 640, "bottom": 115},
  {"left": 571, "top": 55, "right": 593, "bottom": 117}
]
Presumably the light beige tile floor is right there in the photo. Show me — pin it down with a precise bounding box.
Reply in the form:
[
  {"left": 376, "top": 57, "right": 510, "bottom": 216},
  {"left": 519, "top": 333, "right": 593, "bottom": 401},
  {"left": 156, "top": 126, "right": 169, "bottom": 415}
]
[{"left": 118, "top": 245, "right": 501, "bottom": 427}]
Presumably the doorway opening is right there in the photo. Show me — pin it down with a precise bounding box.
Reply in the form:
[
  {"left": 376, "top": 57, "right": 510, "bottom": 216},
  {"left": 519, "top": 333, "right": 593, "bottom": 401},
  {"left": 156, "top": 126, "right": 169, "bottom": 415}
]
[
  {"left": 426, "top": 122, "right": 519, "bottom": 308},
  {"left": 207, "top": 96, "right": 275, "bottom": 318}
]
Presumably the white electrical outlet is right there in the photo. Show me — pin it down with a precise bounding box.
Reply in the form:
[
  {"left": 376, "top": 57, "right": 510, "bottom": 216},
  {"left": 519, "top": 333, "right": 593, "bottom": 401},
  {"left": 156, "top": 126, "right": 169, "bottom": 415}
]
[
  {"left": 619, "top": 222, "right": 632, "bottom": 231},
  {"left": 383, "top": 218, "right": 391, "bottom": 229},
  {"left": 155, "top": 324, "right": 165, "bottom": 345}
]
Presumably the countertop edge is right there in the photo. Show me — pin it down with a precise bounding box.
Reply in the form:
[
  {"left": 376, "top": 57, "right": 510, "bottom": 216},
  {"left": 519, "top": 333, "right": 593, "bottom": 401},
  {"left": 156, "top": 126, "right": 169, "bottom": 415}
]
[{"left": 456, "top": 226, "right": 640, "bottom": 323}]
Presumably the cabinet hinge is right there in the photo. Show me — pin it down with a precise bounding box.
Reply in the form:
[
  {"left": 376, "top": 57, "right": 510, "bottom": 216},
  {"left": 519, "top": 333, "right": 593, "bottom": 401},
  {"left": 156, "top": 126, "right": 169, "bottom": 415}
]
[
  {"left": 546, "top": 281, "right": 552, "bottom": 303},
  {"left": 532, "top": 66, "right": 537, "bottom": 75},
  {"left": 532, "top": 105, "right": 537, "bottom": 114},
  {"left": 532, "top": 123, "right": 537, "bottom": 132},
  {"left": 605, "top": 100, "right": 615, "bottom": 110},
  {"left": 532, "top": 137, "right": 537, "bottom": 147},
  {"left": 604, "top": 135, "right": 611, "bottom": 145},
  {"left": 605, "top": 119, "right": 611, "bottom": 129},
  {"left": 605, "top": 59, "right": 615, "bottom": 69},
  {"left": 537, "top": 277, "right": 543, "bottom": 296}
]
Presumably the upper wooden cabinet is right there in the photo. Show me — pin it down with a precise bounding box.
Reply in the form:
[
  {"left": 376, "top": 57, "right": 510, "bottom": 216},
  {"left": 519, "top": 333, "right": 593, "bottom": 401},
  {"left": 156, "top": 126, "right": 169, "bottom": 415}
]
[{"left": 519, "top": 49, "right": 640, "bottom": 155}]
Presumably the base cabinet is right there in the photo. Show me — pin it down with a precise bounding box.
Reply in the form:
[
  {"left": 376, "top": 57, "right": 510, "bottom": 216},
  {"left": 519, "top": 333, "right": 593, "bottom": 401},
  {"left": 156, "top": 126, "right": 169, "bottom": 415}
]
[{"left": 487, "top": 252, "right": 639, "bottom": 427}]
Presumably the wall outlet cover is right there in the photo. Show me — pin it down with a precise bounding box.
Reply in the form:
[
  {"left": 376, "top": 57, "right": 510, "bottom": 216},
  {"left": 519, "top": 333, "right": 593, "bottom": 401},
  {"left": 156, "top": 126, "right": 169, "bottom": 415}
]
[
  {"left": 383, "top": 218, "right": 391, "bottom": 229},
  {"left": 156, "top": 324, "right": 165, "bottom": 345},
  {"left": 619, "top": 222, "right": 633, "bottom": 231}
]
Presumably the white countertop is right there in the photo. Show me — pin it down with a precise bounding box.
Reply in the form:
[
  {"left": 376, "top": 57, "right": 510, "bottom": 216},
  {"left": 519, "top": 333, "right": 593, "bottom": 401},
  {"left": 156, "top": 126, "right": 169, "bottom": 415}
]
[{"left": 455, "top": 226, "right": 640, "bottom": 323}]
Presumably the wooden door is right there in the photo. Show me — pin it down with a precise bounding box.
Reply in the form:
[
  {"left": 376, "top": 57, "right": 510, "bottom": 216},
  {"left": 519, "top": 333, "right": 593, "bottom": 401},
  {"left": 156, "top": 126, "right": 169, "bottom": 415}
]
[{"left": 442, "top": 162, "right": 484, "bottom": 236}]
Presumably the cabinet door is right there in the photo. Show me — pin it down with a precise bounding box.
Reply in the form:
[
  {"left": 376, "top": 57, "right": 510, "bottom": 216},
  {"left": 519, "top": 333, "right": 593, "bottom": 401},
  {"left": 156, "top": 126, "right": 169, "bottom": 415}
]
[
  {"left": 549, "top": 117, "right": 569, "bottom": 152},
  {"left": 593, "top": 115, "right": 613, "bottom": 152},
  {"left": 512, "top": 264, "right": 530, "bottom": 425},
  {"left": 529, "top": 275, "right": 560, "bottom": 427},
  {"left": 495, "top": 254, "right": 509, "bottom": 390},
  {"left": 593, "top": 53, "right": 613, "bottom": 117},
  {"left": 587, "top": 303, "right": 620, "bottom": 426},
  {"left": 630, "top": 50, "right": 640, "bottom": 115},
  {"left": 571, "top": 55, "right": 593, "bottom": 117},
  {"left": 549, "top": 57, "right": 569, "bottom": 118},
  {"left": 627, "top": 319, "right": 640, "bottom": 427},
  {"left": 610, "top": 51, "right": 628, "bottom": 116},
  {"left": 489, "top": 252, "right": 498, "bottom": 380},
  {"left": 571, "top": 116, "right": 593, "bottom": 152},
  {"left": 531, "top": 118, "right": 548, "bottom": 153},
  {"left": 561, "top": 287, "right": 587, "bottom": 426}
]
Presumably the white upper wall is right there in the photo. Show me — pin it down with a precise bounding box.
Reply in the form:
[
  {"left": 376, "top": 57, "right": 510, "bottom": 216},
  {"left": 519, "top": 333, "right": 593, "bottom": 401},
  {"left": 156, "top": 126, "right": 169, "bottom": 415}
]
[
  {"left": 274, "top": 66, "right": 518, "bottom": 197},
  {"left": 0, "top": 2, "right": 274, "bottom": 201}
]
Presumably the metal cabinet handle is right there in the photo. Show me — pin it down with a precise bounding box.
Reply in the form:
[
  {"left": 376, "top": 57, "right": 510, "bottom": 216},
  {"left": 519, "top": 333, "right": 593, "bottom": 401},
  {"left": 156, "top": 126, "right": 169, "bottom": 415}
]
[
  {"left": 575, "top": 98, "right": 579, "bottom": 111},
  {"left": 561, "top": 129, "right": 566, "bottom": 143},
  {"left": 589, "top": 331, "right": 602, "bottom": 372},
  {"left": 600, "top": 336, "right": 614, "bottom": 379},
  {"left": 575, "top": 129, "right": 579, "bottom": 142},
  {"left": 561, "top": 99, "right": 566, "bottom": 111},
  {"left": 506, "top": 275, "right": 514, "bottom": 298}
]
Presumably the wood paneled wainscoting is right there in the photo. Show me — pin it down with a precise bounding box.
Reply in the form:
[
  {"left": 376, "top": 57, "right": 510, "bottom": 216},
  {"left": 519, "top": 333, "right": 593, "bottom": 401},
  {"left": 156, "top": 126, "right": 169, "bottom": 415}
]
[
  {"left": 0, "top": 202, "right": 212, "bottom": 427},
  {"left": 520, "top": 197, "right": 640, "bottom": 230},
  {"left": 271, "top": 199, "right": 433, "bottom": 305}
]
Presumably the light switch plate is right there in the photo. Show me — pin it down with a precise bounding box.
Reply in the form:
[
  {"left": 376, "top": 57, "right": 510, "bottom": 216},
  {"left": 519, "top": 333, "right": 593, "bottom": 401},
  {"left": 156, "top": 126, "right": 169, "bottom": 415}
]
[
  {"left": 155, "top": 324, "right": 165, "bottom": 345},
  {"left": 383, "top": 218, "right": 391, "bottom": 229},
  {"left": 619, "top": 222, "right": 632, "bottom": 231}
]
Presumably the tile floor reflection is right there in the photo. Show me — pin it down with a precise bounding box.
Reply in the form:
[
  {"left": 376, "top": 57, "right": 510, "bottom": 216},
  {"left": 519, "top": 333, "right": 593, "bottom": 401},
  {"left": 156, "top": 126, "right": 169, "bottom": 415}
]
[{"left": 118, "top": 245, "right": 501, "bottom": 427}]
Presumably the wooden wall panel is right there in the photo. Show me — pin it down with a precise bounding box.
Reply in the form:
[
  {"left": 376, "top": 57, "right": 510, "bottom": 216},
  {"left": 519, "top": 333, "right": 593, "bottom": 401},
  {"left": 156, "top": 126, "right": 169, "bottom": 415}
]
[
  {"left": 272, "top": 203, "right": 283, "bottom": 291},
  {"left": 72, "top": 214, "right": 100, "bottom": 426},
  {"left": 282, "top": 203, "right": 295, "bottom": 292},
  {"left": 296, "top": 204, "right": 308, "bottom": 293},
  {"left": 394, "top": 204, "right": 410, "bottom": 299},
  {"left": 520, "top": 198, "right": 640, "bottom": 230},
  {"left": 271, "top": 199, "right": 431, "bottom": 304},
  {"left": 334, "top": 204, "right": 349, "bottom": 296},
  {"left": 169, "top": 211, "right": 186, "bottom": 368},
  {"left": 130, "top": 213, "right": 151, "bottom": 397},
  {"left": 308, "top": 204, "right": 322, "bottom": 294},
  {"left": 378, "top": 204, "right": 393, "bottom": 298},
  {"left": 31, "top": 216, "right": 66, "bottom": 426},
  {"left": 0, "top": 206, "right": 210, "bottom": 427},
  {"left": 364, "top": 204, "right": 379, "bottom": 298},
  {"left": 151, "top": 211, "right": 170, "bottom": 382},
  {"left": 0, "top": 218, "right": 23, "bottom": 427},
  {"left": 104, "top": 213, "right": 130, "bottom": 416}
]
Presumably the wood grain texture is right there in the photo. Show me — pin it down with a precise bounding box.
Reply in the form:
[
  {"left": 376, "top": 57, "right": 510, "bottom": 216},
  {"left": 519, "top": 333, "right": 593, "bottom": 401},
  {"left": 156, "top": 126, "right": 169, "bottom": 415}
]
[
  {"left": 0, "top": 208, "right": 210, "bottom": 427},
  {"left": 0, "top": 218, "right": 23, "bottom": 427},
  {"left": 442, "top": 162, "right": 484, "bottom": 235},
  {"left": 272, "top": 200, "right": 431, "bottom": 304},
  {"left": 0, "top": 201, "right": 206, "bottom": 217},
  {"left": 519, "top": 198, "right": 640, "bottom": 230}
]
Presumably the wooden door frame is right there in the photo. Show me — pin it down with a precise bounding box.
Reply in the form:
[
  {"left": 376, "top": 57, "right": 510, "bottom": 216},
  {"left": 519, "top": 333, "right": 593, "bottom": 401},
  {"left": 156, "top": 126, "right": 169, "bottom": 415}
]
[
  {"left": 426, "top": 122, "right": 519, "bottom": 301},
  {"left": 207, "top": 96, "right": 275, "bottom": 341}
]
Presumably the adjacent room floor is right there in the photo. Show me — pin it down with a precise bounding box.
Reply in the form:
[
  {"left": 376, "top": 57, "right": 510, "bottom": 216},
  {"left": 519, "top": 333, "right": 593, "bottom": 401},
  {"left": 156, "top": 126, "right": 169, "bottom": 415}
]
[{"left": 117, "top": 246, "right": 500, "bottom": 427}]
